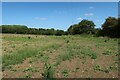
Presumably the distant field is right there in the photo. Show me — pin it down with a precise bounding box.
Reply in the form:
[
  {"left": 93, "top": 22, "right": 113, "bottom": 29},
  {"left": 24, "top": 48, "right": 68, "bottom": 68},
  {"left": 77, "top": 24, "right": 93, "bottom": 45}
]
[{"left": 2, "top": 34, "right": 118, "bottom": 78}]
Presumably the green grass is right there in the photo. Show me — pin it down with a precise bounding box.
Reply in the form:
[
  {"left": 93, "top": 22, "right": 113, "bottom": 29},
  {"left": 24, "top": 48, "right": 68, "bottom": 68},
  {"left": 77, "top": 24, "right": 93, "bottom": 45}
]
[
  {"left": 55, "top": 46, "right": 97, "bottom": 66},
  {"left": 3, "top": 43, "right": 61, "bottom": 68}
]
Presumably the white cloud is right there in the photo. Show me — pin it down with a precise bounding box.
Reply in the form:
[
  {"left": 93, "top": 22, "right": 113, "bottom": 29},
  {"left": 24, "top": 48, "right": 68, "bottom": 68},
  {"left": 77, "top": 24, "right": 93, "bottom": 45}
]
[
  {"left": 84, "top": 13, "right": 94, "bottom": 16},
  {"left": 34, "top": 17, "right": 47, "bottom": 20},
  {"left": 76, "top": 17, "right": 82, "bottom": 20},
  {"left": 89, "top": 6, "right": 94, "bottom": 9}
]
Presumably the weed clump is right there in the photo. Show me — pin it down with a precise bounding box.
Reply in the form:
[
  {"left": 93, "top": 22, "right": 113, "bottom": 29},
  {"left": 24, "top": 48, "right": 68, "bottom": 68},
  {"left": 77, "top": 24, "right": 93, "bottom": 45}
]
[
  {"left": 93, "top": 64, "right": 110, "bottom": 73},
  {"left": 42, "top": 63, "right": 54, "bottom": 79},
  {"left": 28, "top": 36, "right": 31, "bottom": 39},
  {"left": 66, "top": 40, "right": 69, "bottom": 43},
  {"left": 91, "top": 53, "right": 97, "bottom": 59},
  {"left": 23, "top": 67, "right": 39, "bottom": 72},
  {"left": 93, "top": 65, "right": 102, "bottom": 71},
  {"left": 61, "top": 70, "right": 69, "bottom": 77},
  {"left": 102, "top": 49, "right": 112, "bottom": 55},
  {"left": 104, "top": 40, "right": 107, "bottom": 42},
  {"left": 25, "top": 74, "right": 31, "bottom": 78}
]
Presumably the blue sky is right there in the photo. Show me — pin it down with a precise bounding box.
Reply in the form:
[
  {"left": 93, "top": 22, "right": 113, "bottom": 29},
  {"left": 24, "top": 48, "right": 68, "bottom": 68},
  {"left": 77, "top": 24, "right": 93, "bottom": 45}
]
[{"left": 2, "top": 2, "right": 118, "bottom": 31}]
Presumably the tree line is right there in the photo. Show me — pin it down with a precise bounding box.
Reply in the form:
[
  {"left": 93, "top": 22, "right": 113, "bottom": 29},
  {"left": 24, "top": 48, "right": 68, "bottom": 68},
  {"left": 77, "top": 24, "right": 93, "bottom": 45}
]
[
  {"left": 0, "top": 25, "right": 67, "bottom": 36},
  {"left": 67, "top": 17, "right": 119, "bottom": 38},
  {"left": 0, "top": 16, "right": 119, "bottom": 38}
]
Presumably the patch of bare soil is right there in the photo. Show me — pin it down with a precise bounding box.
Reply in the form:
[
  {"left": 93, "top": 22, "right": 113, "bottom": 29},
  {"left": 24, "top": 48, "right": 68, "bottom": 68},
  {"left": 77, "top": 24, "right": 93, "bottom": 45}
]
[
  {"left": 3, "top": 58, "right": 45, "bottom": 78},
  {"left": 54, "top": 56, "right": 118, "bottom": 78}
]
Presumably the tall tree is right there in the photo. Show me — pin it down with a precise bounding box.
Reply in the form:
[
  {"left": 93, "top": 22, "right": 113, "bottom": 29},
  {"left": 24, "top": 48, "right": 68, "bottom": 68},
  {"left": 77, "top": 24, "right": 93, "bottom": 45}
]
[
  {"left": 67, "top": 19, "right": 96, "bottom": 35},
  {"left": 102, "top": 17, "right": 119, "bottom": 37}
]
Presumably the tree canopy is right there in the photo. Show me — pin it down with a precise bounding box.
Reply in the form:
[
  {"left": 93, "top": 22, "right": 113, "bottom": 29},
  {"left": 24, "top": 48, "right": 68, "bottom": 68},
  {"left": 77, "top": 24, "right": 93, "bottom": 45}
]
[
  {"left": 98, "top": 17, "right": 119, "bottom": 38},
  {"left": 67, "top": 19, "right": 96, "bottom": 35}
]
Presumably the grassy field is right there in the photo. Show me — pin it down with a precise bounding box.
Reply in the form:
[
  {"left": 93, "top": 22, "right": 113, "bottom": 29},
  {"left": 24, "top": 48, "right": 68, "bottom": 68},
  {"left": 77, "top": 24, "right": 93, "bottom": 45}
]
[{"left": 2, "top": 34, "right": 118, "bottom": 78}]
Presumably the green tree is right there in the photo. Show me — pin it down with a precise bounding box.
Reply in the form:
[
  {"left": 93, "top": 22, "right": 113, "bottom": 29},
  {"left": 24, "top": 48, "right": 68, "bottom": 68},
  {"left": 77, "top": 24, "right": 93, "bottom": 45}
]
[
  {"left": 78, "top": 19, "right": 95, "bottom": 34},
  {"left": 1, "top": 25, "right": 28, "bottom": 34},
  {"left": 55, "top": 30, "right": 65, "bottom": 36},
  {"left": 101, "top": 17, "right": 119, "bottom": 37},
  {"left": 67, "top": 19, "right": 95, "bottom": 35},
  {"left": 67, "top": 24, "right": 81, "bottom": 35}
]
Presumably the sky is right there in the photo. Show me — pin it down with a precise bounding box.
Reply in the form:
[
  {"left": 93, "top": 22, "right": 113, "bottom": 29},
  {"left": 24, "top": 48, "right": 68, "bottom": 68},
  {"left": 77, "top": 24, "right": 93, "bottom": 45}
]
[{"left": 2, "top": 2, "right": 118, "bottom": 31}]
